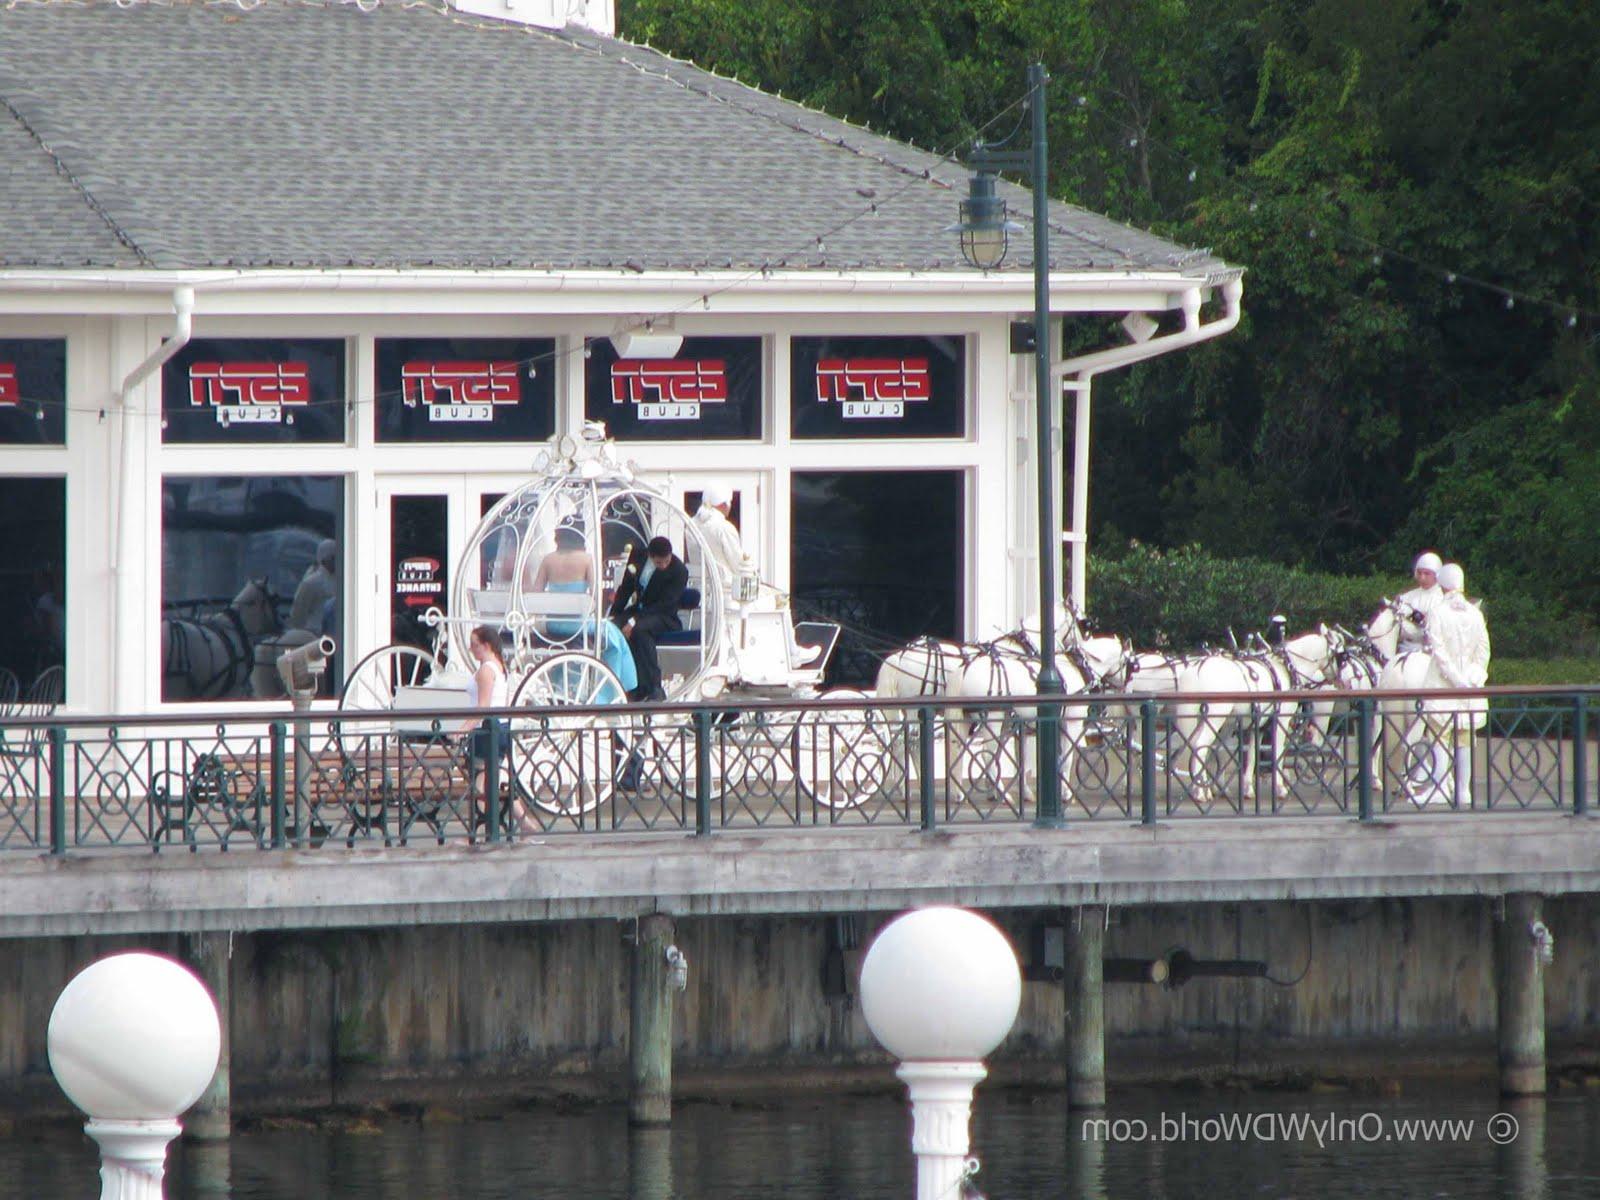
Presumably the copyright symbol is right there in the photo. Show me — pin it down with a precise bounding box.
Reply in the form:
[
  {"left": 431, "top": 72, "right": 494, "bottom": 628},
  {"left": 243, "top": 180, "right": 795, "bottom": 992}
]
[{"left": 1486, "top": 1113, "right": 1519, "bottom": 1145}]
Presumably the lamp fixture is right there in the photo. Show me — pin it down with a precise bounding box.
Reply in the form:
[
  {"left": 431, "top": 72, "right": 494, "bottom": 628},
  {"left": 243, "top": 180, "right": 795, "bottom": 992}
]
[{"left": 947, "top": 171, "right": 1023, "bottom": 270}]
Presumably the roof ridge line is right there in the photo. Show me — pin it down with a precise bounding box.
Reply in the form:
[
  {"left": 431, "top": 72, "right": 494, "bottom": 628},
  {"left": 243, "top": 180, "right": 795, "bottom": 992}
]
[
  {"left": 557, "top": 31, "right": 964, "bottom": 204},
  {"left": 556, "top": 31, "right": 1187, "bottom": 269},
  {"left": 0, "top": 88, "right": 155, "bottom": 268}
]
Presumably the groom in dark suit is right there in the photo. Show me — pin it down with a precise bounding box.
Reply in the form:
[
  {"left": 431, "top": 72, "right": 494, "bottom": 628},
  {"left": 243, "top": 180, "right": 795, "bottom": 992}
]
[{"left": 609, "top": 535, "right": 687, "bottom": 701}]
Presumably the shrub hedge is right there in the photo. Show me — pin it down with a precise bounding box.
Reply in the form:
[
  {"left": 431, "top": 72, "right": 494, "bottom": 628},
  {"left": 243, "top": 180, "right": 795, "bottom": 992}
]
[{"left": 1087, "top": 543, "right": 1587, "bottom": 661}]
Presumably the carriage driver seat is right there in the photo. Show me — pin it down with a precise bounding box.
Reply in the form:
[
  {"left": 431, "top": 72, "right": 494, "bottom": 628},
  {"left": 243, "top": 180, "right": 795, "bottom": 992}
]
[{"left": 654, "top": 588, "right": 703, "bottom": 647}]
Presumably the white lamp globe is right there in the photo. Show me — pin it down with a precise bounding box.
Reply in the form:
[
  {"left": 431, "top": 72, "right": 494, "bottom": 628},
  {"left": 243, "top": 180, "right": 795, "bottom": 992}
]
[
  {"left": 48, "top": 952, "right": 221, "bottom": 1121},
  {"left": 859, "top": 906, "right": 1022, "bottom": 1062}
]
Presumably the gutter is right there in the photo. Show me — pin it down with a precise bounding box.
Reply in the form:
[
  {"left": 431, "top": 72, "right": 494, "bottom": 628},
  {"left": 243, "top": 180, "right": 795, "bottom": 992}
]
[
  {"left": 1053, "top": 277, "right": 1244, "bottom": 610},
  {"left": 111, "top": 286, "right": 193, "bottom": 712}
]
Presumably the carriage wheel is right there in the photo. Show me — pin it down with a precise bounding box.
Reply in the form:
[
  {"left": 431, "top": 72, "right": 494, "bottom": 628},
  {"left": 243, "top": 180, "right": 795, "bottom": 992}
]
[
  {"left": 340, "top": 644, "right": 441, "bottom": 710},
  {"left": 793, "top": 690, "right": 904, "bottom": 809},
  {"left": 335, "top": 644, "right": 443, "bottom": 754},
  {"left": 508, "top": 653, "right": 630, "bottom": 816}
]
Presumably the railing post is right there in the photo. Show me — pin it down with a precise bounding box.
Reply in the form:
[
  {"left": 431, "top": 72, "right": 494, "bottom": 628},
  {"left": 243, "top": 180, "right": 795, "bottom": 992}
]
[
  {"left": 1574, "top": 694, "right": 1589, "bottom": 817},
  {"left": 1140, "top": 700, "right": 1158, "bottom": 826},
  {"left": 48, "top": 726, "right": 67, "bottom": 856},
  {"left": 1356, "top": 697, "right": 1375, "bottom": 823},
  {"left": 1035, "top": 696, "right": 1065, "bottom": 828},
  {"left": 485, "top": 717, "right": 503, "bottom": 842},
  {"left": 270, "top": 721, "right": 287, "bottom": 849},
  {"left": 693, "top": 709, "right": 712, "bottom": 837},
  {"left": 918, "top": 705, "right": 936, "bottom": 831}
]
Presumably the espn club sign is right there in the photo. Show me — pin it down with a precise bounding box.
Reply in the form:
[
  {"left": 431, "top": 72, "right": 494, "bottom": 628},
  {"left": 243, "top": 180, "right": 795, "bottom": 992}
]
[
  {"left": 163, "top": 339, "right": 345, "bottom": 443},
  {"left": 610, "top": 358, "right": 727, "bottom": 421},
  {"left": 0, "top": 338, "right": 67, "bottom": 445},
  {"left": 401, "top": 360, "right": 520, "bottom": 422},
  {"left": 377, "top": 338, "right": 555, "bottom": 443},
  {"left": 792, "top": 335, "right": 965, "bottom": 439},
  {"left": 586, "top": 336, "right": 762, "bottom": 440},
  {"left": 188, "top": 361, "right": 310, "bottom": 426},
  {"left": 815, "top": 356, "right": 930, "bottom": 419}
]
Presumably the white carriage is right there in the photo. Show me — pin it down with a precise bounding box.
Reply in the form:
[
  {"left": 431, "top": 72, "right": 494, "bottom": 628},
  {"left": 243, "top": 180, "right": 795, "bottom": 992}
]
[{"left": 340, "top": 429, "right": 851, "bottom": 815}]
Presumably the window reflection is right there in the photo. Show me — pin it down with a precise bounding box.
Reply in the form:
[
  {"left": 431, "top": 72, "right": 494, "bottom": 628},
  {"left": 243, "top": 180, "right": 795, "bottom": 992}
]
[{"left": 161, "top": 476, "right": 344, "bottom": 701}]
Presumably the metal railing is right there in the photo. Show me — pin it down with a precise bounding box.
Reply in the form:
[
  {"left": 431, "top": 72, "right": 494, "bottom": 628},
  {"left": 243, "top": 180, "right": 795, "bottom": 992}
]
[{"left": 0, "top": 686, "right": 1593, "bottom": 855}]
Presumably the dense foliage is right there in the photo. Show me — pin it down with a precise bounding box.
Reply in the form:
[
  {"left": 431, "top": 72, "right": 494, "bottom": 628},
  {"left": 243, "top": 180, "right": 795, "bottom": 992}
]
[
  {"left": 620, "top": 0, "right": 1599, "bottom": 646},
  {"left": 1089, "top": 543, "right": 1574, "bottom": 659}
]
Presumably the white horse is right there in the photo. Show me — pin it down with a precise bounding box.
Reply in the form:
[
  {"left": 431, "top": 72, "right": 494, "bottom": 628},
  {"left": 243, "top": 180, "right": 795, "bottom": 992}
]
[
  {"left": 1300, "top": 627, "right": 1382, "bottom": 747},
  {"left": 873, "top": 606, "right": 1126, "bottom": 804},
  {"left": 1172, "top": 626, "right": 1343, "bottom": 804},
  {"left": 1364, "top": 599, "right": 1454, "bottom": 798},
  {"left": 161, "top": 579, "right": 282, "bottom": 701}
]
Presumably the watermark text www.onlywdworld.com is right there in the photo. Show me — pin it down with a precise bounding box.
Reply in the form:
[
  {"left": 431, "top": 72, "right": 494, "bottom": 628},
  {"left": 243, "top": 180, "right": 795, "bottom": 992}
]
[{"left": 1081, "top": 1111, "right": 1520, "bottom": 1148}]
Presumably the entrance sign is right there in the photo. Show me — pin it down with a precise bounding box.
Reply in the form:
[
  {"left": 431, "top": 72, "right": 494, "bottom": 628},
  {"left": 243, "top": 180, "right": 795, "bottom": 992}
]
[
  {"left": 162, "top": 339, "right": 346, "bottom": 443},
  {"left": 376, "top": 338, "right": 555, "bottom": 442},
  {"left": 0, "top": 338, "right": 67, "bottom": 445},
  {"left": 586, "top": 336, "right": 761, "bottom": 440},
  {"left": 791, "top": 335, "right": 966, "bottom": 439}
]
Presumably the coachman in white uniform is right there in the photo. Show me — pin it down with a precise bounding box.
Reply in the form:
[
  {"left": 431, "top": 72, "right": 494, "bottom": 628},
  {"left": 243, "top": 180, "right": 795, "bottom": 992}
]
[
  {"left": 694, "top": 482, "right": 747, "bottom": 600},
  {"left": 1396, "top": 550, "right": 1445, "bottom": 652},
  {"left": 1421, "top": 562, "right": 1491, "bottom": 806}
]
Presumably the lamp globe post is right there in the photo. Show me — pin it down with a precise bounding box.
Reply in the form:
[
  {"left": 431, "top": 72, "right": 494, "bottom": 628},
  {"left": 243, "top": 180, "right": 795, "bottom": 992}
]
[
  {"left": 48, "top": 952, "right": 222, "bottom": 1200},
  {"left": 860, "top": 907, "right": 1022, "bottom": 1200},
  {"left": 952, "top": 63, "right": 1066, "bottom": 827}
]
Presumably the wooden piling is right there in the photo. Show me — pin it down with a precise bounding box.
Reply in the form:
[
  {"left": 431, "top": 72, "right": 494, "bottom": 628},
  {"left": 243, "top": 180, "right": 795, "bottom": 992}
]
[
  {"left": 1496, "top": 893, "right": 1547, "bottom": 1096},
  {"left": 182, "top": 932, "right": 232, "bottom": 1141},
  {"left": 629, "top": 913, "right": 677, "bottom": 1126},
  {"left": 1065, "top": 904, "right": 1106, "bottom": 1108}
]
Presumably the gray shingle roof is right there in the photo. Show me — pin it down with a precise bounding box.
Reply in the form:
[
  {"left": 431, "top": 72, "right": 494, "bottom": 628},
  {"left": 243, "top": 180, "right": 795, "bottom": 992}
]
[{"left": 0, "top": 1, "right": 1232, "bottom": 278}]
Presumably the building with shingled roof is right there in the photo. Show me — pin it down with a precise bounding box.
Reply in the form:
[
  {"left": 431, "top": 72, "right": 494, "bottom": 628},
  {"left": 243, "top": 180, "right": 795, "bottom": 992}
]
[{"left": 0, "top": 0, "right": 1240, "bottom": 711}]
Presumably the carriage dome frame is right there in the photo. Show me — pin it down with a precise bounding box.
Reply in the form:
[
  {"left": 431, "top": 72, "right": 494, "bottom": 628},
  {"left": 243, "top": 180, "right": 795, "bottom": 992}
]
[{"left": 448, "top": 432, "right": 728, "bottom": 698}]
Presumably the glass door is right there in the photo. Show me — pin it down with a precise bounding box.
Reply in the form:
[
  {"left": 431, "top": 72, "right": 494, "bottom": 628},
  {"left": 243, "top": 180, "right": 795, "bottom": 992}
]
[{"left": 376, "top": 479, "right": 462, "bottom": 659}]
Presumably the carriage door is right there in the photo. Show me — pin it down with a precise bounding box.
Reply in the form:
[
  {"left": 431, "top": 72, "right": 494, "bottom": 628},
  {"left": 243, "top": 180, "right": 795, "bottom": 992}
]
[
  {"left": 674, "top": 472, "right": 764, "bottom": 597},
  {"left": 375, "top": 480, "right": 460, "bottom": 660}
]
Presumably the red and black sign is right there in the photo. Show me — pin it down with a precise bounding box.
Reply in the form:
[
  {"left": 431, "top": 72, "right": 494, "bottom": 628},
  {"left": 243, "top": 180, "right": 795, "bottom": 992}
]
[
  {"left": 586, "top": 336, "right": 762, "bottom": 441},
  {"left": 162, "top": 338, "right": 346, "bottom": 443},
  {"left": 0, "top": 338, "right": 66, "bottom": 445},
  {"left": 376, "top": 338, "right": 555, "bottom": 443},
  {"left": 791, "top": 335, "right": 966, "bottom": 439}
]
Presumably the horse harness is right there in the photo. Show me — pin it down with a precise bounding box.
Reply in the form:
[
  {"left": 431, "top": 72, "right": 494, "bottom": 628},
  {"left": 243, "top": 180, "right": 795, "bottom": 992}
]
[{"left": 164, "top": 602, "right": 254, "bottom": 699}]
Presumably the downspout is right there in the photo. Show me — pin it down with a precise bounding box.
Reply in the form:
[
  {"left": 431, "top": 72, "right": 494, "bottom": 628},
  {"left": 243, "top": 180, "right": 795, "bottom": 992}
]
[
  {"left": 1058, "top": 276, "right": 1243, "bottom": 611},
  {"left": 111, "top": 286, "right": 194, "bottom": 712}
]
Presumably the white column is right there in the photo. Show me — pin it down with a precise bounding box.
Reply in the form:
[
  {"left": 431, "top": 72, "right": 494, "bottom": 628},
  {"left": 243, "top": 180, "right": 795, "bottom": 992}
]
[
  {"left": 85, "top": 1119, "right": 183, "bottom": 1200},
  {"left": 1067, "top": 373, "right": 1092, "bottom": 615},
  {"left": 897, "top": 1061, "right": 986, "bottom": 1200}
]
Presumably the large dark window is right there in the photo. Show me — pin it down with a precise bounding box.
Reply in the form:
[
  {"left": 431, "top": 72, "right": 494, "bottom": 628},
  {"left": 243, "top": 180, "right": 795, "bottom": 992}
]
[
  {"left": 586, "top": 336, "right": 763, "bottom": 441},
  {"left": 790, "top": 470, "right": 964, "bottom": 686},
  {"left": 162, "top": 338, "right": 346, "bottom": 444},
  {"left": 0, "top": 477, "right": 66, "bottom": 699},
  {"left": 790, "top": 335, "right": 966, "bottom": 440},
  {"left": 161, "top": 476, "right": 344, "bottom": 701},
  {"left": 0, "top": 339, "right": 67, "bottom": 445},
  {"left": 375, "top": 338, "right": 555, "bottom": 443}
]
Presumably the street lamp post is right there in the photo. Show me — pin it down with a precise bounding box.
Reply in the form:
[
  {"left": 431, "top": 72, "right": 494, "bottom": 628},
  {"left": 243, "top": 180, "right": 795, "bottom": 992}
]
[
  {"left": 48, "top": 952, "right": 222, "bottom": 1200},
  {"left": 859, "top": 907, "right": 1023, "bottom": 1200},
  {"left": 953, "top": 63, "right": 1064, "bottom": 826}
]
